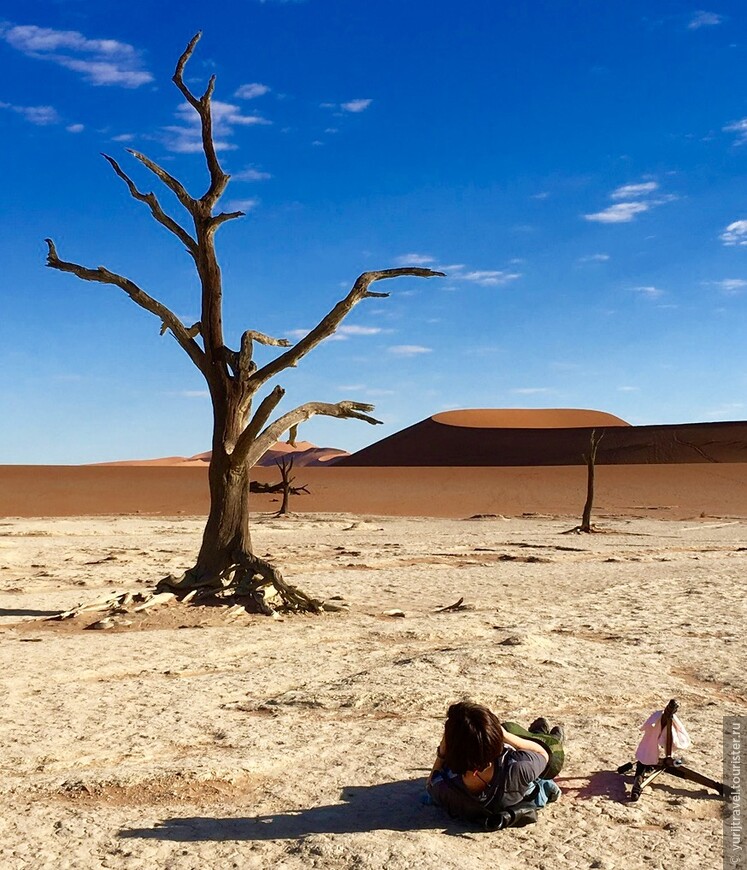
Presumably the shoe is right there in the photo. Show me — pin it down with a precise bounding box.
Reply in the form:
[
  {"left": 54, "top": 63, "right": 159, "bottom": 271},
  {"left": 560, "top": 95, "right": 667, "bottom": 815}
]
[
  {"left": 549, "top": 725, "right": 565, "bottom": 744},
  {"left": 529, "top": 717, "right": 550, "bottom": 734}
]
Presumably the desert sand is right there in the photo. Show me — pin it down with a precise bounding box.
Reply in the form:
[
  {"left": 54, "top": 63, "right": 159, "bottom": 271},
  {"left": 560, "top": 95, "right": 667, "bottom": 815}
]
[{"left": 0, "top": 508, "right": 743, "bottom": 869}]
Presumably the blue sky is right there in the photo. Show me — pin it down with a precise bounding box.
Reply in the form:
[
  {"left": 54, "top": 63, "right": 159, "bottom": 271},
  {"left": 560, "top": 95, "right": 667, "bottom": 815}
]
[{"left": 1, "top": 0, "right": 746, "bottom": 463}]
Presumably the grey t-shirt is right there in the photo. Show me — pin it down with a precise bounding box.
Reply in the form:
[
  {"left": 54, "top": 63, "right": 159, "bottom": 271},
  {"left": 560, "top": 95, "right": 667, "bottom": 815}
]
[{"left": 427, "top": 747, "right": 546, "bottom": 823}]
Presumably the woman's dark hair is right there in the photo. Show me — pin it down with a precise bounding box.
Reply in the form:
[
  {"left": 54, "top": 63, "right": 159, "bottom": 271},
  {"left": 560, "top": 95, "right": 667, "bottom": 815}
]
[{"left": 443, "top": 701, "right": 504, "bottom": 774}]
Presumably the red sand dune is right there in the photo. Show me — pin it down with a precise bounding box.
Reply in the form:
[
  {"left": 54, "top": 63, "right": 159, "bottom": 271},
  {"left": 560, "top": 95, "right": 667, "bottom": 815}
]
[
  {"left": 337, "top": 409, "right": 747, "bottom": 466},
  {"left": 95, "top": 441, "right": 349, "bottom": 468},
  {"left": 432, "top": 408, "right": 631, "bottom": 429}
]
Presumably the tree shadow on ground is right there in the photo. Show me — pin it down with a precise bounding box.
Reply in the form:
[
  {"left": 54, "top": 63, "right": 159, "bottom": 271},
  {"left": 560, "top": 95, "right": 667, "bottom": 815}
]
[
  {"left": 0, "top": 608, "right": 60, "bottom": 617},
  {"left": 120, "top": 779, "right": 466, "bottom": 842}
]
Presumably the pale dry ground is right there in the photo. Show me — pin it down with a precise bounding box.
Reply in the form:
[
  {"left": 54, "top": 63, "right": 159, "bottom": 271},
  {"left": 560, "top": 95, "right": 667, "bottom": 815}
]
[{"left": 0, "top": 513, "right": 744, "bottom": 870}]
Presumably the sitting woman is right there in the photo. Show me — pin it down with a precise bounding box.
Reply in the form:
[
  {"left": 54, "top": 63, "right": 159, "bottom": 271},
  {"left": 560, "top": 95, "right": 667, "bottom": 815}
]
[{"left": 427, "top": 701, "right": 563, "bottom": 829}]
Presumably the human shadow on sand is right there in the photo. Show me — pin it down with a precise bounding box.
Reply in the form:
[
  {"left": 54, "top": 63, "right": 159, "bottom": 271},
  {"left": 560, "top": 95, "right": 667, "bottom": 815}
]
[{"left": 120, "top": 779, "right": 462, "bottom": 842}]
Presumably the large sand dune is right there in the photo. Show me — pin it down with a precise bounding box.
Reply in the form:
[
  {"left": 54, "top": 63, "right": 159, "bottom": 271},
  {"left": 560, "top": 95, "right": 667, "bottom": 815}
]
[{"left": 338, "top": 411, "right": 747, "bottom": 466}]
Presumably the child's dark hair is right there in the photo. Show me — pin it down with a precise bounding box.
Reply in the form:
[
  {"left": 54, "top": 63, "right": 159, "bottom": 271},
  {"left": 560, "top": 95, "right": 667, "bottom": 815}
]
[{"left": 443, "top": 701, "right": 504, "bottom": 774}]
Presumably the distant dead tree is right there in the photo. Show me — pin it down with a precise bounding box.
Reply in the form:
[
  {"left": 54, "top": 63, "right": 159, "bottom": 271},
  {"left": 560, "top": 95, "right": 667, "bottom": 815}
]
[
  {"left": 45, "top": 33, "right": 443, "bottom": 613},
  {"left": 565, "top": 429, "right": 604, "bottom": 534},
  {"left": 275, "top": 455, "right": 301, "bottom": 516}
]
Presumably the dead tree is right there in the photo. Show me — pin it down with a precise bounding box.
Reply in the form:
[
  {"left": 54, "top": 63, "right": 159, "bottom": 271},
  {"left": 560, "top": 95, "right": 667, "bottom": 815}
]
[
  {"left": 275, "top": 455, "right": 297, "bottom": 516},
  {"left": 44, "top": 33, "right": 443, "bottom": 613},
  {"left": 565, "top": 429, "right": 604, "bottom": 534}
]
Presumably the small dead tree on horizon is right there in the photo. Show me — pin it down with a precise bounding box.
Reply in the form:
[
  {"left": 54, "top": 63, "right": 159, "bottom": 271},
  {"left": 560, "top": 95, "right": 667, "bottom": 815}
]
[{"left": 44, "top": 33, "right": 443, "bottom": 613}]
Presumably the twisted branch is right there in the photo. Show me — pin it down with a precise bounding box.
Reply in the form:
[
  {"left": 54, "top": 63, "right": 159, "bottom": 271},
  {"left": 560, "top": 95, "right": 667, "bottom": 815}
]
[
  {"left": 102, "top": 154, "right": 197, "bottom": 254},
  {"left": 248, "top": 268, "right": 444, "bottom": 391},
  {"left": 233, "top": 400, "right": 381, "bottom": 468},
  {"left": 126, "top": 150, "right": 196, "bottom": 214},
  {"left": 172, "top": 32, "right": 229, "bottom": 209},
  {"left": 45, "top": 239, "right": 206, "bottom": 374}
]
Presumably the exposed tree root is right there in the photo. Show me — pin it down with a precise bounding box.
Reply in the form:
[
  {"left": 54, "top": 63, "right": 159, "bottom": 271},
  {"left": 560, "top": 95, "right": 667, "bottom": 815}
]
[
  {"left": 156, "top": 551, "right": 324, "bottom": 615},
  {"left": 562, "top": 524, "right": 612, "bottom": 535},
  {"left": 48, "top": 554, "right": 325, "bottom": 624}
]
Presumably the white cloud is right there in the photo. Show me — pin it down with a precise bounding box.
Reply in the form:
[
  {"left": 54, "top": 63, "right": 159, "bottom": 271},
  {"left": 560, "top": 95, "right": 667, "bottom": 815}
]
[
  {"left": 585, "top": 202, "right": 651, "bottom": 223},
  {"left": 0, "top": 101, "right": 60, "bottom": 125},
  {"left": 511, "top": 387, "right": 552, "bottom": 395},
  {"left": 633, "top": 285, "right": 665, "bottom": 298},
  {"left": 610, "top": 181, "right": 659, "bottom": 199},
  {"left": 395, "top": 253, "right": 435, "bottom": 266},
  {"left": 164, "top": 100, "right": 271, "bottom": 153},
  {"left": 531, "top": 191, "right": 550, "bottom": 200},
  {"left": 618, "top": 385, "right": 640, "bottom": 392},
  {"left": 1, "top": 24, "right": 153, "bottom": 87},
  {"left": 224, "top": 198, "right": 259, "bottom": 212},
  {"left": 234, "top": 82, "right": 270, "bottom": 100},
  {"left": 461, "top": 270, "right": 521, "bottom": 286},
  {"left": 578, "top": 253, "right": 610, "bottom": 263},
  {"left": 688, "top": 10, "right": 724, "bottom": 29},
  {"left": 724, "top": 118, "right": 747, "bottom": 144},
  {"left": 338, "top": 325, "right": 382, "bottom": 336},
  {"left": 720, "top": 220, "right": 747, "bottom": 246},
  {"left": 66, "top": 123, "right": 84, "bottom": 133},
  {"left": 341, "top": 99, "right": 372, "bottom": 113},
  {"left": 388, "top": 345, "right": 432, "bottom": 356},
  {"left": 111, "top": 133, "right": 134, "bottom": 142},
  {"left": 707, "top": 278, "right": 747, "bottom": 294},
  {"left": 233, "top": 167, "right": 272, "bottom": 181}
]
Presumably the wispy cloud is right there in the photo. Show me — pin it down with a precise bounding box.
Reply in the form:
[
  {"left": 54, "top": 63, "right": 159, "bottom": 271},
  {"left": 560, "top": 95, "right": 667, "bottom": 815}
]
[
  {"left": 321, "top": 99, "right": 373, "bottom": 114},
  {"left": 341, "top": 98, "right": 372, "bottom": 113},
  {"left": 578, "top": 253, "right": 610, "bottom": 263},
  {"left": 1, "top": 24, "right": 153, "bottom": 87},
  {"left": 0, "top": 101, "right": 60, "bottom": 125},
  {"left": 618, "top": 385, "right": 640, "bottom": 392},
  {"left": 633, "top": 285, "right": 665, "bottom": 298},
  {"left": 164, "top": 100, "right": 271, "bottom": 153},
  {"left": 388, "top": 345, "right": 432, "bottom": 356},
  {"left": 610, "top": 181, "right": 659, "bottom": 199},
  {"left": 224, "top": 197, "right": 260, "bottom": 212},
  {"left": 395, "top": 253, "right": 435, "bottom": 266},
  {"left": 394, "top": 255, "right": 520, "bottom": 286},
  {"left": 286, "top": 324, "right": 381, "bottom": 342},
  {"left": 688, "top": 10, "right": 724, "bottom": 29},
  {"left": 585, "top": 202, "right": 651, "bottom": 223},
  {"left": 460, "top": 269, "right": 521, "bottom": 286},
  {"left": 724, "top": 118, "right": 747, "bottom": 144},
  {"left": 510, "top": 387, "right": 553, "bottom": 395},
  {"left": 66, "top": 123, "right": 84, "bottom": 133},
  {"left": 585, "top": 179, "right": 676, "bottom": 224},
  {"left": 720, "top": 220, "right": 747, "bottom": 246},
  {"left": 232, "top": 167, "right": 272, "bottom": 181},
  {"left": 706, "top": 278, "right": 747, "bottom": 294},
  {"left": 338, "top": 325, "right": 382, "bottom": 336},
  {"left": 234, "top": 82, "right": 270, "bottom": 100}
]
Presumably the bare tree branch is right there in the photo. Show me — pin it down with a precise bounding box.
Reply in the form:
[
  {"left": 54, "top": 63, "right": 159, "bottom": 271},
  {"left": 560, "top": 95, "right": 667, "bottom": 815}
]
[
  {"left": 235, "top": 385, "right": 285, "bottom": 452},
  {"left": 126, "top": 149, "right": 196, "bottom": 215},
  {"left": 102, "top": 154, "right": 198, "bottom": 255},
  {"left": 172, "top": 32, "right": 229, "bottom": 210},
  {"left": 45, "top": 239, "right": 206, "bottom": 374},
  {"left": 210, "top": 211, "right": 245, "bottom": 230},
  {"left": 233, "top": 400, "right": 382, "bottom": 469},
  {"left": 249, "top": 267, "right": 444, "bottom": 391},
  {"left": 172, "top": 32, "right": 203, "bottom": 111}
]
